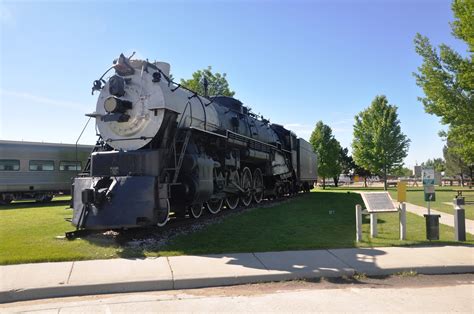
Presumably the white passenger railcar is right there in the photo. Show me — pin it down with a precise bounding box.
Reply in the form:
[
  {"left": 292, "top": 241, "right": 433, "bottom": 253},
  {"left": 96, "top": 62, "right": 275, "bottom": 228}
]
[{"left": 0, "top": 140, "right": 92, "bottom": 204}]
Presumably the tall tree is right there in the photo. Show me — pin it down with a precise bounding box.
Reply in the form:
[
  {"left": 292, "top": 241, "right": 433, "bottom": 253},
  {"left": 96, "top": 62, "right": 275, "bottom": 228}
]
[
  {"left": 414, "top": 0, "right": 474, "bottom": 166},
  {"left": 334, "top": 147, "right": 355, "bottom": 186},
  {"left": 352, "top": 95, "right": 410, "bottom": 190},
  {"left": 444, "top": 140, "right": 473, "bottom": 185},
  {"left": 310, "top": 121, "right": 342, "bottom": 189},
  {"left": 180, "top": 66, "right": 235, "bottom": 97},
  {"left": 354, "top": 164, "right": 372, "bottom": 188},
  {"left": 421, "top": 158, "right": 446, "bottom": 173},
  {"left": 339, "top": 147, "right": 356, "bottom": 176},
  {"left": 390, "top": 167, "right": 413, "bottom": 177}
]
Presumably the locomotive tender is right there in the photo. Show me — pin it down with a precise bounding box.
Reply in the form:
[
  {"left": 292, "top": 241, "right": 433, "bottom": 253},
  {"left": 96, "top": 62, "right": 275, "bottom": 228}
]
[{"left": 71, "top": 54, "right": 317, "bottom": 231}]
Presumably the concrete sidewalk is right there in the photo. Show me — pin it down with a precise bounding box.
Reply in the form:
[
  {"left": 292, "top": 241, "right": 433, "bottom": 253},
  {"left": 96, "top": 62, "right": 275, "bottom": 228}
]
[
  {"left": 1, "top": 245, "right": 473, "bottom": 303},
  {"left": 398, "top": 202, "right": 474, "bottom": 235}
]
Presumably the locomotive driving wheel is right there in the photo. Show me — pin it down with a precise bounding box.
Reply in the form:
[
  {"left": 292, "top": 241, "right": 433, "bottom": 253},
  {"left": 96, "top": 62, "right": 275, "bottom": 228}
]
[
  {"left": 189, "top": 203, "right": 203, "bottom": 219},
  {"left": 156, "top": 199, "right": 170, "bottom": 227},
  {"left": 252, "top": 168, "right": 264, "bottom": 204},
  {"left": 206, "top": 198, "right": 223, "bottom": 214},
  {"left": 225, "top": 170, "right": 240, "bottom": 210},
  {"left": 240, "top": 167, "right": 253, "bottom": 207}
]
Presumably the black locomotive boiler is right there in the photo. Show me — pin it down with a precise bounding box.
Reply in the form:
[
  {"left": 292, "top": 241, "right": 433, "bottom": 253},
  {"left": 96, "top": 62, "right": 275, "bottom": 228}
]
[{"left": 71, "top": 54, "right": 317, "bottom": 231}]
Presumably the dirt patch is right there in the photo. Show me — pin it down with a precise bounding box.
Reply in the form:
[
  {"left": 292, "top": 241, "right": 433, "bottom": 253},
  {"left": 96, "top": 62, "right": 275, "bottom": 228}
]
[
  {"left": 181, "top": 273, "right": 474, "bottom": 298},
  {"left": 5, "top": 273, "right": 473, "bottom": 308}
]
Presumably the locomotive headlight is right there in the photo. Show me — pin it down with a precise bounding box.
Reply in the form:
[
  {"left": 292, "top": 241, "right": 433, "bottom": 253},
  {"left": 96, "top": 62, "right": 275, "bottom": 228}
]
[
  {"left": 104, "top": 97, "right": 118, "bottom": 113},
  {"left": 104, "top": 96, "right": 132, "bottom": 113}
]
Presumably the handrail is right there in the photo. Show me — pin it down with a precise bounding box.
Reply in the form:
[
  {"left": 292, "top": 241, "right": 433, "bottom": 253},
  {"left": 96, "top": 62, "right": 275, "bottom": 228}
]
[{"left": 75, "top": 116, "right": 92, "bottom": 164}]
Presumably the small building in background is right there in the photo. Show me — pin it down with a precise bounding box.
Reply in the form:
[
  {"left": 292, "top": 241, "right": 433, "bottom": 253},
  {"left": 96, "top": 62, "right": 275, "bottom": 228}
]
[
  {"left": 435, "top": 171, "right": 442, "bottom": 185},
  {"left": 413, "top": 165, "right": 422, "bottom": 178}
]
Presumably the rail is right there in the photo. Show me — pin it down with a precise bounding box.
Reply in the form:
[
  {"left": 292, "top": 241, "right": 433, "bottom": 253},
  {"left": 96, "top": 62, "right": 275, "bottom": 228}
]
[{"left": 75, "top": 116, "right": 92, "bottom": 164}]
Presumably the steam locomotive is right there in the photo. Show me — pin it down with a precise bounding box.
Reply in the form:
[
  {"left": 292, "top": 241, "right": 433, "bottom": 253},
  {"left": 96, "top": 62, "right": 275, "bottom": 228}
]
[{"left": 70, "top": 54, "right": 317, "bottom": 232}]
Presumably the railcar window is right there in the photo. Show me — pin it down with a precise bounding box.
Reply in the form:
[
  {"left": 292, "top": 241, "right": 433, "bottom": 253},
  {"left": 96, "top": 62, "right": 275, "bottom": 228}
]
[
  {"left": 29, "top": 160, "right": 54, "bottom": 171},
  {"left": 0, "top": 159, "right": 20, "bottom": 171},
  {"left": 59, "top": 161, "right": 82, "bottom": 171}
]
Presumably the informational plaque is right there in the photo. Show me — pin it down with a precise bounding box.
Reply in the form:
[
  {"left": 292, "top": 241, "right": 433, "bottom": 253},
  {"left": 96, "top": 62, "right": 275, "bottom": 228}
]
[
  {"left": 360, "top": 192, "right": 397, "bottom": 213},
  {"left": 422, "top": 167, "right": 436, "bottom": 201},
  {"left": 422, "top": 168, "right": 435, "bottom": 186},
  {"left": 424, "top": 185, "right": 436, "bottom": 201}
]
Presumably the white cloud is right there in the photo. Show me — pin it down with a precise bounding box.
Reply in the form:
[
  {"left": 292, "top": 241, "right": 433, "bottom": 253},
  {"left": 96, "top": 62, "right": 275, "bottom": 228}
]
[
  {"left": 284, "top": 120, "right": 354, "bottom": 139},
  {"left": 0, "top": 89, "right": 88, "bottom": 110},
  {"left": 283, "top": 123, "right": 313, "bottom": 140}
]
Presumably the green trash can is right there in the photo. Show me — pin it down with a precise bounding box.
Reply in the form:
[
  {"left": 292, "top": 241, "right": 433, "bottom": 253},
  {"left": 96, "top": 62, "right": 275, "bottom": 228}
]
[{"left": 424, "top": 214, "right": 441, "bottom": 240}]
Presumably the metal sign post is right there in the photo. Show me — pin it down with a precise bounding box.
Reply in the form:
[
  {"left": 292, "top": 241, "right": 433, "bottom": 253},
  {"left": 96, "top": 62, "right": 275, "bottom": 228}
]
[
  {"left": 453, "top": 197, "right": 466, "bottom": 241},
  {"left": 422, "top": 167, "right": 440, "bottom": 240},
  {"left": 399, "top": 202, "right": 406, "bottom": 240},
  {"left": 422, "top": 168, "right": 436, "bottom": 205},
  {"left": 397, "top": 182, "right": 407, "bottom": 240},
  {"left": 356, "top": 204, "right": 363, "bottom": 242}
]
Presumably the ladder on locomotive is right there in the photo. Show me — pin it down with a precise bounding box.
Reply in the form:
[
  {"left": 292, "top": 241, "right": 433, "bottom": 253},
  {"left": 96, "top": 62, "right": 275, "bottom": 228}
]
[
  {"left": 169, "top": 129, "right": 192, "bottom": 184},
  {"left": 163, "top": 101, "right": 193, "bottom": 184},
  {"left": 80, "top": 139, "right": 105, "bottom": 176}
]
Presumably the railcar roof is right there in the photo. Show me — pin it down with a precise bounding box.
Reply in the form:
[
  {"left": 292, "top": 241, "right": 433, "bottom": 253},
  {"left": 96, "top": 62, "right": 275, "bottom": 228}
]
[{"left": 0, "top": 139, "right": 94, "bottom": 149}]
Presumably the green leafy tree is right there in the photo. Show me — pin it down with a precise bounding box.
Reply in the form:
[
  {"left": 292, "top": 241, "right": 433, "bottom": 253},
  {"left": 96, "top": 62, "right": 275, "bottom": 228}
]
[
  {"left": 337, "top": 149, "right": 372, "bottom": 186},
  {"left": 444, "top": 140, "right": 473, "bottom": 185},
  {"left": 310, "top": 121, "right": 342, "bottom": 189},
  {"left": 421, "top": 158, "right": 446, "bottom": 173},
  {"left": 334, "top": 147, "right": 356, "bottom": 186},
  {"left": 180, "top": 66, "right": 235, "bottom": 97},
  {"left": 354, "top": 165, "right": 372, "bottom": 188},
  {"left": 390, "top": 167, "right": 413, "bottom": 177},
  {"left": 352, "top": 95, "right": 410, "bottom": 190},
  {"left": 339, "top": 147, "right": 355, "bottom": 176},
  {"left": 413, "top": 0, "right": 474, "bottom": 166}
]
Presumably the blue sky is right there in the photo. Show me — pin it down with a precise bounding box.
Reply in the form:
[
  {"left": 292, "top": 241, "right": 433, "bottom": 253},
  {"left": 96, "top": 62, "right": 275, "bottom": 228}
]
[{"left": 0, "top": 0, "right": 468, "bottom": 168}]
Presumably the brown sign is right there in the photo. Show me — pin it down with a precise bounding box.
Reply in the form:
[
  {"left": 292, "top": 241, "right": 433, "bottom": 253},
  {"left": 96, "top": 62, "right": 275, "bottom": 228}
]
[{"left": 360, "top": 192, "right": 397, "bottom": 213}]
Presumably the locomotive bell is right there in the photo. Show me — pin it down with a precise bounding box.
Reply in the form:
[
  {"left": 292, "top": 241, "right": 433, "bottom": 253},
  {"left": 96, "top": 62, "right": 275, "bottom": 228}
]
[{"left": 108, "top": 75, "right": 126, "bottom": 97}]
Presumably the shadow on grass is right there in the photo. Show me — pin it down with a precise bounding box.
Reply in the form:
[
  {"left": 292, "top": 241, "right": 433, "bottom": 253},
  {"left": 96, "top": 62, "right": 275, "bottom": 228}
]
[
  {"left": 75, "top": 191, "right": 365, "bottom": 258},
  {"left": 70, "top": 191, "right": 472, "bottom": 267},
  {"left": 117, "top": 246, "right": 147, "bottom": 259},
  {"left": 362, "top": 215, "right": 386, "bottom": 224}
]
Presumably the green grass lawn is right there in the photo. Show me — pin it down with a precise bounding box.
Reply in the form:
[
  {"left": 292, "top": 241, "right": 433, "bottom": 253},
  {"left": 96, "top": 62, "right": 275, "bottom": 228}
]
[
  {"left": 159, "top": 190, "right": 474, "bottom": 256},
  {"left": 0, "top": 197, "right": 119, "bottom": 265},
  {"left": 391, "top": 188, "right": 474, "bottom": 220},
  {"left": 1, "top": 191, "right": 472, "bottom": 265},
  {"left": 328, "top": 185, "right": 474, "bottom": 220}
]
